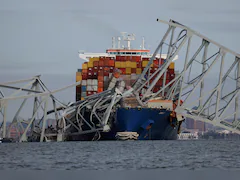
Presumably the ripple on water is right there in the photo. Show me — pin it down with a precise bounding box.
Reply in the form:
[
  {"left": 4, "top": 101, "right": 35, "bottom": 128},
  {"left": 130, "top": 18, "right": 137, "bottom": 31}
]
[{"left": 0, "top": 140, "right": 239, "bottom": 170}]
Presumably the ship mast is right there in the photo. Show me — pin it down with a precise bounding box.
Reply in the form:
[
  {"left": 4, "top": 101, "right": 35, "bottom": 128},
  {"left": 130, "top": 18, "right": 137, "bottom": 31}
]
[{"left": 121, "top": 32, "right": 135, "bottom": 50}]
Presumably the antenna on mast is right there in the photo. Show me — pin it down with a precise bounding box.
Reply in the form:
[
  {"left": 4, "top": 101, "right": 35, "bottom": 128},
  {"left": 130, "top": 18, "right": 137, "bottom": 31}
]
[
  {"left": 112, "top": 37, "right": 116, "bottom": 49},
  {"left": 117, "top": 36, "right": 121, "bottom": 49},
  {"left": 142, "top": 37, "right": 145, "bottom": 50},
  {"left": 121, "top": 32, "right": 135, "bottom": 50}
]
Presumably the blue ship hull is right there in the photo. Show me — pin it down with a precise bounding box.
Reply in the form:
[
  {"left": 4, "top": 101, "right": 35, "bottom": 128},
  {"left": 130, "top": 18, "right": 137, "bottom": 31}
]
[
  {"left": 67, "top": 107, "right": 180, "bottom": 141},
  {"left": 101, "top": 108, "right": 179, "bottom": 140}
]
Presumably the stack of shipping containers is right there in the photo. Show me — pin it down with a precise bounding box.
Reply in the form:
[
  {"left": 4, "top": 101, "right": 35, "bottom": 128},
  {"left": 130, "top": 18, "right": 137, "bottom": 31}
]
[{"left": 76, "top": 55, "right": 175, "bottom": 101}]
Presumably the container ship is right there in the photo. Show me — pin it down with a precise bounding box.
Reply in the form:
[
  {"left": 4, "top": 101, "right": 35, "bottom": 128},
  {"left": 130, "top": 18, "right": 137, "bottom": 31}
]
[{"left": 74, "top": 33, "right": 183, "bottom": 140}]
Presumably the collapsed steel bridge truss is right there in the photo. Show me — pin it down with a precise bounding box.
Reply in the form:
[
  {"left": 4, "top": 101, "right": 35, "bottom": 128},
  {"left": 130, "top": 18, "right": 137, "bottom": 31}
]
[
  {"left": 0, "top": 76, "right": 79, "bottom": 142},
  {"left": 133, "top": 19, "right": 240, "bottom": 134}
]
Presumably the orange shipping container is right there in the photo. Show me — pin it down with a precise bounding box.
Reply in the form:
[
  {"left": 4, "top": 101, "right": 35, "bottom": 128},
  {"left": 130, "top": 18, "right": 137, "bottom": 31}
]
[
  {"left": 109, "top": 59, "right": 115, "bottom": 66},
  {"left": 98, "top": 76, "right": 104, "bottom": 82},
  {"left": 98, "top": 81, "right": 104, "bottom": 88},
  {"left": 82, "top": 69, "right": 88, "bottom": 74},
  {"left": 98, "top": 87, "right": 103, "bottom": 93}
]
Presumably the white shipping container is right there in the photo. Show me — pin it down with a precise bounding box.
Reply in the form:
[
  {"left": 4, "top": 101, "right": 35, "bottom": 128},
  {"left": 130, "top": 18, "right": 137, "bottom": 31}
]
[
  {"left": 82, "top": 80, "right": 87, "bottom": 86},
  {"left": 93, "top": 85, "right": 98, "bottom": 91},
  {"left": 92, "top": 79, "right": 98, "bottom": 86},
  {"left": 87, "top": 86, "right": 93, "bottom": 91},
  {"left": 87, "top": 79, "right": 92, "bottom": 86}
]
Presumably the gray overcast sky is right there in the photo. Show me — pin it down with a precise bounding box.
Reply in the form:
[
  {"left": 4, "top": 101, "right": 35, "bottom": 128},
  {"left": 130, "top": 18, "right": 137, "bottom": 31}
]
[{"left": 0, "top": 0, "right": 240, "bottom": 120}]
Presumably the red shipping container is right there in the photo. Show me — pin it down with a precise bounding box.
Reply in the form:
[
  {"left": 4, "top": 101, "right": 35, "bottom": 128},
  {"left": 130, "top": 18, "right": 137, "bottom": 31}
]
[
  {"left": 136, "top": 56, "right": 141, "bottom": 62},
  {"left": 98, "top": 70, "right": 104, "bottom": 76},
  {"left": 82, "top": 74, "right": 87, "bottom": 80},
  {"left": 131, "top": 68, "right": 136, "bottom": 74},
  {"left": 93, "top": 61, "right": 99, "bottom": 67},
  {"left": 104, "top": 71, "right": 109, "bottom": 76},
  {"left": 165, "top": 79, "right": 170, "bottom": 84},
  {"left": 137, "top": 62, "right": 142, "bottom": 68},
  {"left": 99, "top": 56, "right": 105, "bottom": 60},
  {"left": 88, "top": 67, "right": 93, "bottom": 72},
  {"left": 142, "top": 58, "right": 149, "bottom": 61},
  {"left": 104, "top": 59, "right": 109, "bottom": 66},
  {"left": 109, "top": 67, "right": 114, "bottom": 73},
  {"left": 166, "top": 72, "right": 170, "bottom": 79},
  {"left": 93, "top": 68, "right": 98, "bottom": 73},
  {"left": 168, "top": 69, "right": 174, "bottom": 74},
  {"left": 76, "top": 86, "right": 81, "bottom": 94},
  {"left": 119, "top": 68, "right": 126, "bottom": 75},
  {"left": 88, "top": 72, "right": 92, "bottom": 77},
  {"left": 116, "top": 56, "right": 121, "bottom": 61},
  {"left": 157, "top": 79, "right": 163, "bottom": 86},
  {"left": 150, "top": 68, "right": 154, "bottom": 73},
  {"left": 122, "top": 56, "right": 127, "bottom": 61},
  {"left": 109, "top": 60, "right": 115, "bottom": 66},
  {"left": 170, "top": 73, "right": 175, "bottom": 80},
  {"left": 99, "top": 60, "right": 104, "bottom": 66}
]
